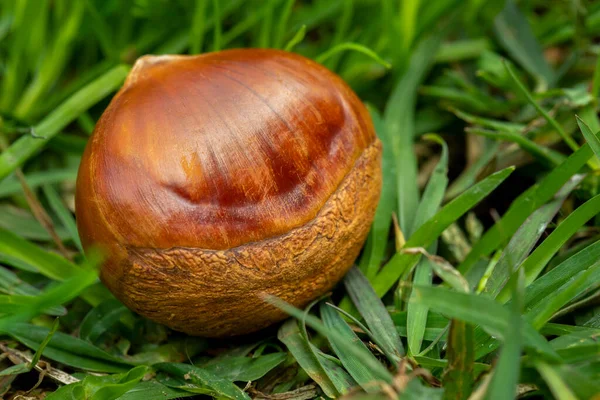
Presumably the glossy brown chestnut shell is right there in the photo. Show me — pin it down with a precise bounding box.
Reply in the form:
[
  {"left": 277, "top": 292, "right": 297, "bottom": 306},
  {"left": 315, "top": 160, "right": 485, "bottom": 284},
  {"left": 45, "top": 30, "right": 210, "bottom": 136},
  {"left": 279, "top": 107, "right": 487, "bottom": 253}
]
[{"left": 75, "top": 49, "right": 382, "bottom": 337}]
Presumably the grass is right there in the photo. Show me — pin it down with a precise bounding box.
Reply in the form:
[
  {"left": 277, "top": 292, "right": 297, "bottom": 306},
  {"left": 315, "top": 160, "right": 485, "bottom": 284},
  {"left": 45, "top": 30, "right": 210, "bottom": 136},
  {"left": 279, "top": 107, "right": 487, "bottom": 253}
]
[{"left": 1, "top": 0, "right": 600, "bottom": 398}]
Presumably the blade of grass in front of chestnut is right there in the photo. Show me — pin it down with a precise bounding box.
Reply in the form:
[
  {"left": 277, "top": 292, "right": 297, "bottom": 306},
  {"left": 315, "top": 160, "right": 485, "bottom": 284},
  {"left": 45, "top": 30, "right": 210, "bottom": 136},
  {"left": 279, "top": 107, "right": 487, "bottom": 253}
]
[
  {"left": 458, "top": 143, "right": 594, "bottom": 276},
  {"left": 268, "top": 296, "right": 394, "bottom": 384},
  {"left": 344, "top": 267, "right": 404, "bottom": 361},
  {"left": 320, "top": 302, "right": 388, "bottom": 391},
  {"left": 277, "top": 319, "right": 345, "bottom": 398},
  {"left": 576, "top": 114, "right": 600, "bottom": 164},
  {"left": 372, "top": 166, "right": 514, "bottom": 297},
  {"left": 0, "top": 65, "right": 130, "bottom": 181}
]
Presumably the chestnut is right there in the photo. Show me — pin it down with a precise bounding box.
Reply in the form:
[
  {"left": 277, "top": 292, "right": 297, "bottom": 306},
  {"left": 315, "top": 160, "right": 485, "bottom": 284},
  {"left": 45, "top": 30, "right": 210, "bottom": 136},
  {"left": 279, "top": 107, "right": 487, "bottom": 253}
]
[{"left": 75, "top": 49, "right": 382, "bottom": 337}]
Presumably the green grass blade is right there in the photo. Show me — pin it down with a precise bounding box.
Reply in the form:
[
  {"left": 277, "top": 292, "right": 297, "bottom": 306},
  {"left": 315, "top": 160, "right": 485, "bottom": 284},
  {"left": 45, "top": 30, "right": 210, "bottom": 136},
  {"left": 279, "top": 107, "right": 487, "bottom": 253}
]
[
  {"left": 360, "top": 107, "right": 396, "bottom": 280},
  {"left": 485, "top": 196, "right": 567, "bottom": 298},
  {"left": 0, "top": 65, "right": 130, "bottom": 181},
  {"left": 283, "top": 25, "right": 306, "bottom": 52},
  {"left": 189, "top": 0, "right": 208, "bottom": 54},
  {"left": 118, "top": 381, "right": 196, "bottom": 400},
  {"left": 523, "top": 240, "right": 600, "bottom": 314},
  {"left": 268, "top": 296, "right": 394, "bottom": 384},
  {"left": 274, "top": 0, "right": 294, "bottom": 48},
  {"left": 277, "top": 320, "right": 342, "bottom": 397},
  {"left": 43, "top": 184, "right": 82, "bottom": 253},
  {"left": 503, "top": 60, "right": 577, "bottom": 151},
  {"left": 407, "top": 255, "right": 434, "bottom": 356},
  {"left": 373, "top": 167, "right": 514, "bottom": 297},
  {"left": 0, "top": 227, "right": 80, "bottom": 280},
  {"left": 484, "top": 268, "right": 525, "bottom": 400},
  {"left": 344, "top": 267, "right": 404, "bottom": 361},
  {"left": 211, "top": 0, "right": 222, "bottom": 51},
  {"left": 442, "top": 320, "right": 474, "bottom": 400},
  {"left": 527, "top": 262, "right": 600, "bottom": 330},
  {"left": 315, "top": 43, "right": 391, "bottom": 69},
  {"left": 0, "top": 168, "right": 77, "bottom": 198},
  {"left": 157, "top": 363, "right": 251, "bottom": 399},
  {"left": 513, "top": 193, "right": 600, "bottom": 291},
  {"left": 576, "top": 115, "right": 600, "bottom": 162},
  {"left": 384, "top": 34, "right": 441, "bottom": 235},
  {"left": 79, "top": 299, "right": 129, "bottom": 343},
  {"left": 320, "top": 303, "right": 388, "bottom": 391},
  {"left": 466, "top": 127, "right": 564, "bottom": 167},
  {"left": 409, "top": 286, "right": 559, "bottom": 360},
  {"left": 535, "top": 362, "right": 578, "bottom": 400},
  {"left": 410, "top": 134, "right": 449, "bottom": 233},
  {"left": 2, "top": 323, "right": 131, "bottom": 373},
  {"left": 203, "top": 353, "right": 286, "bottom": 382},
  {"left": 458, "top": 144, "right": 593, "bottom": 276},
  {"left": 493, "top": 0, "right": 555, "bottom": 87}
]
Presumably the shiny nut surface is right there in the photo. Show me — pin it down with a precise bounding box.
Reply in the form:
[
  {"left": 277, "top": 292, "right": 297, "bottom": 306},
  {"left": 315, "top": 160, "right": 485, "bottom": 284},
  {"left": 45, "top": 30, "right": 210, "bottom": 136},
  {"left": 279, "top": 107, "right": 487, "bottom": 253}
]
[{"left": 76, "top": 49, "right": 382, "bottom": 337}]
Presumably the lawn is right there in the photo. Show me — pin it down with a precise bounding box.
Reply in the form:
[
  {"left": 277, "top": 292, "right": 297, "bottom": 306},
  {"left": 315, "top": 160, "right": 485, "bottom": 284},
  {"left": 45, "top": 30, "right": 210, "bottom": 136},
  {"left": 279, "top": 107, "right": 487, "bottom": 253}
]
[{"left": 1, "top": 0, "right": 600, "bottom": 399}]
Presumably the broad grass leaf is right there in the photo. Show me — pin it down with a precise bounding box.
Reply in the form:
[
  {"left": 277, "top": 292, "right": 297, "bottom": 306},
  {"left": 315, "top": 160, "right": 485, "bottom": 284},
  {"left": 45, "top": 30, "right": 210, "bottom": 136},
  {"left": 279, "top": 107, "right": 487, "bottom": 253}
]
[
  {"left": 344, "top": 267, "right": 404, "bottom": 361},
  {"left": 277, "top": 319, "right": 344, "bottom": 398},
  {"left": 117, "top": 381, "right": 196, "bottom": 400},
  {"left": 203, "top": 353, "right": 286, "bottom": 382},
  {"left": 79, "top": 299, "right": 130, "bottom": 343},
  {"left": 320, "top": 302, "right": 387, "bottom": 391},
  {"left": 47, "top": 365, "right": 149, "bottom": 400},
  {"left": 0, "top": 227, "right": 80, "bottom": 280},
  {"left": 3, "top": 323, "right": 132, "bottom": 373},
  {"left": 155, "top": 362, "right": 250, "bottom": 400}
]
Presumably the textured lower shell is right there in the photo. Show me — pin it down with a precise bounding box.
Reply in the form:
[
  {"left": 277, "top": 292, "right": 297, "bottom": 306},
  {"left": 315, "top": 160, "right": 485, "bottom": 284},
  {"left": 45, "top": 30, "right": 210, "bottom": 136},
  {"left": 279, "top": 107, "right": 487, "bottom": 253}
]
[{"left": 102, "top": 140, "right": 381, "bottom": 337}]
